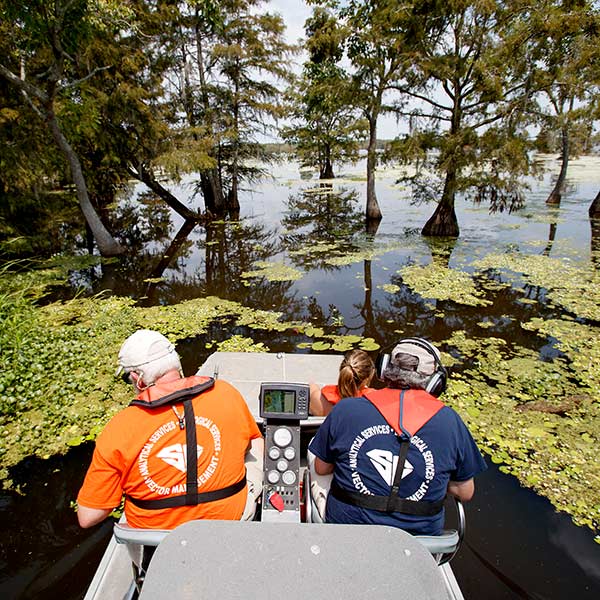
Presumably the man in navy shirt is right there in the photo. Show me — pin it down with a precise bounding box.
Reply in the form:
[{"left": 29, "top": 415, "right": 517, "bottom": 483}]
[{"left": 308, "top": 338, "right": 487, "bottom": 535}]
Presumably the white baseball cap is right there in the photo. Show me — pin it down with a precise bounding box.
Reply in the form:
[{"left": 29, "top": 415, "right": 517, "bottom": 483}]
[{"left": 116, "top": 329, "right": 176, "bottom": 375}]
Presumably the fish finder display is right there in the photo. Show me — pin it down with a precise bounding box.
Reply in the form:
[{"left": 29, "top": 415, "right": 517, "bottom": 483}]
[
  {"left": 259, "top": 383, "right": 309, "bottom": 420},
  {"left": 263, "top": 389, "right": 296, "bottom": 414}
]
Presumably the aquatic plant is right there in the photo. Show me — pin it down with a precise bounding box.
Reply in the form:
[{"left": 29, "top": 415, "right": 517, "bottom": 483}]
[
  {"left": 442, "top": 330, "right": 600, "bottom": 533},
  {"left": 472, "top": 253, "right": 600, "bottom": 320},
  {"left": 398, "top": 263, "right": 491, "bottom": 306},
  {"left": 241, "top": 260, "right": 304, "bottom": 282},
  {"left": 0, "top": 273, "right": 378, "bottom": 485},
  {"left": 1, "top": 251, "right": 599, "bottom": 540}
]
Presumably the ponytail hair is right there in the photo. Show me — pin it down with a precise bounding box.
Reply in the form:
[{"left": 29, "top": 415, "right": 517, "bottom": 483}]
[{"left": 337, "top": 349, "right": 375, "bottom": 399}]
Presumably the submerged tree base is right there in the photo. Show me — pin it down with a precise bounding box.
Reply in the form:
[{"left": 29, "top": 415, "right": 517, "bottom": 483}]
[{"left": 422, "top": 202, "right": 459, "bottom": 237}]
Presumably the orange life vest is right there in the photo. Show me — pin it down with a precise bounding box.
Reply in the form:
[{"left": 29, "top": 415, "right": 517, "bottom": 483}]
[
  {"left": 362, "top": 388, "right": 444, "bottom": 437},
  {"left": 127, "top": 376, "right": 246, "bottom": 510},
  {"left": 321, "top": 384, "right": 376, "bottom": 405}
]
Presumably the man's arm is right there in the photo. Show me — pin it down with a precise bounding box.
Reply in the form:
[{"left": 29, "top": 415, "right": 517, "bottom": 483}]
[
  {"left": 77, "top": 504, "right": 113, "bottom": 528},
  {"left": 314, "top": 457, "right": 334, "bottom": 476},
  {"left": 447, "top": 478, "right": 475, "bottom": 502}
]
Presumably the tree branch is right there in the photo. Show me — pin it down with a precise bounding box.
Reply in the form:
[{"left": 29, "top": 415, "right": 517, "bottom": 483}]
[
  {"left": 0, "top": 63, "right": 49, "bottom": 104},
  {"left": 63, "top": 66, "right": 113, "bottom": 89},
  {"left": 394, "top": 88, "right": 452, "bottom": 112},
  {"left": 389, "top": 108, "right": 451, "bottom": 122}
]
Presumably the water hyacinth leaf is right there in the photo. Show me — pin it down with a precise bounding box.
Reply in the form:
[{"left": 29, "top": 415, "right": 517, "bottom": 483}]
[
  {"left": 332, "top": 340, "right": 353, "bottom": 352},
  {"left": 359, "top": 338, "right": 380, "bottom": 351},
  {"left": 215, "top": 336, "right": 269, "bottom": 353},
  {"left": 303, "top": 326, "right": 325, "bottom": 338},
  {"left": 66, "top": 436, "right": 85, "bottom": 447},
  {"left": 311, "top": 341, "right": 331, "bottom": 351}
]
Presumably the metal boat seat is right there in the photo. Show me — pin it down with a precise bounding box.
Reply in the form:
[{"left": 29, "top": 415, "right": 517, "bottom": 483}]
[{"left": 113, "top": 522, "right": 170, "bottom": 598}]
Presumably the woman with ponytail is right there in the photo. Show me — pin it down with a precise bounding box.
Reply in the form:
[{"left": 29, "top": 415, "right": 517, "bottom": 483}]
[{"left": 309, "top": 349, "right": 376, "bottom": 416}]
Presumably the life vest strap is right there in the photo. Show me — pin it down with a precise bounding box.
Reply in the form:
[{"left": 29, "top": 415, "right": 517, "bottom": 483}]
[
  {"left": 329, "top": 480, "right": 445, "bottom": 516},
  {"left": 127, "top": 473, "right": 247, "bottom": 510},
  {"left": 129, "top": 378, "right": 215, "bottom": 409}
]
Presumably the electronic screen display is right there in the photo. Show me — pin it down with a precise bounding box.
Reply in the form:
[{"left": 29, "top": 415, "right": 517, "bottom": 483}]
[
  {"left": 263, "top": 389, "right": 296, "bottom": 414},
  {"left": 260, "top": 383, "right": 309, "bottom": 420}
]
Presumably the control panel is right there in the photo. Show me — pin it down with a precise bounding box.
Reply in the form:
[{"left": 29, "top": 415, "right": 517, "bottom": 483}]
[{"left": 259, "top": 383, "right": 309, "bottom": 523}]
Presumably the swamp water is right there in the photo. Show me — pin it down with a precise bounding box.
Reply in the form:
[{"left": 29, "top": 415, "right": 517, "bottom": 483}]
[{"left": 1, "top": 156, "right": 600, "bottom": 598}]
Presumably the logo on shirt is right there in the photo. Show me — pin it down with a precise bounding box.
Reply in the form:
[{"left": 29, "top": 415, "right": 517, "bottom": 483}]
[
  {"left": 366, "top": 449, "right": 413, "bottom": 485},
  {"left": 347, "top": 426, "right": 435, "bottom": 500},
  {"left": 137, "top": 416, "right": 222, "bottom": 497},
  {"left": 157, "top": 443, "right": 204, "bottom": 473}
]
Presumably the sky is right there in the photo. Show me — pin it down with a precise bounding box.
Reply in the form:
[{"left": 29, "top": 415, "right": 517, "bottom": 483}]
[{"left": 269, "top": 0, "right": 312, "bottom": 48}]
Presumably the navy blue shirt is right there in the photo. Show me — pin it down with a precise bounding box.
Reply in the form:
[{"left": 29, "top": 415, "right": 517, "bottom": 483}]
[{"left": 308, "top": 394, "right": 487, "bottom": 535}]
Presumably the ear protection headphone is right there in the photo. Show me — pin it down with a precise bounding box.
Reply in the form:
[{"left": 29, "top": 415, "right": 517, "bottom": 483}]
[{"left": 376, "top": 337, "right": 448, "bottom": 397}]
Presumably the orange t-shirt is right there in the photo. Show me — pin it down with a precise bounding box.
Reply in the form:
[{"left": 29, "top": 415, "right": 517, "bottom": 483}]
[
  {"left": 77, "top": 377, "right": 262, "bottom": 529},
  {"left": 321, "top": 384, "right": 375, "bottom": 404}
]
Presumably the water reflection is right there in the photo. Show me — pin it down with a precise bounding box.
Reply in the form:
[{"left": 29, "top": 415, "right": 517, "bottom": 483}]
[{"left": 282, "top": 186, "right": 365, "bottom": 262}]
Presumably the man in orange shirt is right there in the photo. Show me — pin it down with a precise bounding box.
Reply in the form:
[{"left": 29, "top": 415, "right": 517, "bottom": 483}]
[{"left": 77, "top": 329, "right": 263, "bottom": 530}]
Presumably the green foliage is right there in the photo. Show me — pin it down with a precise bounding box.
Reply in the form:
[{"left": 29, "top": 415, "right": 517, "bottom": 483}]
[
  {"left": 443, "top": 330, "right": 600, "bottom": 532},
  {"left": 241, "top": 260, "right": 304, "bottom": 282},
  {"left": 282, "top": 7, "right": 366, "bottom": 177},
  {"left": 472, "top": 252, "right": 600, "bottom": 320}
]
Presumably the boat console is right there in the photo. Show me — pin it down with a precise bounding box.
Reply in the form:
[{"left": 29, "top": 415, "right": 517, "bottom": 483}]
[{"left": 259, "top": 383, "right": 309, "bottom": 522}]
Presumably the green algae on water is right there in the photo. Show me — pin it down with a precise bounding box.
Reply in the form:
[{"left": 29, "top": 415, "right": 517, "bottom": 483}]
[{"left": 442, "top": 330, "right": 600, "bottom": 533}]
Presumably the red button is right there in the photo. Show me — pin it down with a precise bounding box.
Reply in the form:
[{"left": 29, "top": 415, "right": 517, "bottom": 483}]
[{"left": 268, "top": 491, "right": 285, "bottom": 512}]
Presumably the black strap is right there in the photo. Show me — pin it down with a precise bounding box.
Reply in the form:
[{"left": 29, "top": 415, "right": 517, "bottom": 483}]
[
  {"left": 386, "top": 390, "right": 412, "bottom": 510},
  {"left": 387, "top": 436, "right": 411, "bottom": 511},
  {"left": 183, "top": 399, "right": 198, "bottom": 504},
  {"left": 329, "top": 480, "right": 445, "bottom": 516},
  {"left": 127, "top": 473, "right": 247, "bottom": 510},
  {"left": 129, "top": 378, "right": 215, "bottom": 409}
]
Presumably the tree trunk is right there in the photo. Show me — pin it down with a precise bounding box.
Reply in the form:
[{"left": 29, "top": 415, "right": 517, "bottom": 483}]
[
  {"left": 85, "top": 223, "right": 94, "bottom": 255},
  {"left": 46, "top": 109, "right": 124, "bottom": 256},
  {"left": 422, "top": 167, "right": 459, "bottom": 237},
  {"left": 195, "top": 13, "right": 225, "bottom": 212},
  {"left": 360, "top": 259, "right": 377, "bottom": 340},
  {"left": 589, "top": 190, "right": 600, "bottom": 218},
  {"left": 203, "top": 170, "right": 225, "bottom": 214},
  {"left": 320, "top": 146, "right": 334, "bottom": 179},
  {"left": 128, "top": 163, "right": 199, "bottom": 221},
  {"left": 365, "top": 116, "right": 382, "bottom": 220},
  {"left": 547, "top": 126, "right": 569, "bottom": 205},
  {"left": 226, "top": 62, "right": 241, "bottom": 214},
  {"left": 591, "top": 218, "right": 600, "bottom": 271},
  {"left": 542, "top": 222, "right": 557, "bottom": 257}
]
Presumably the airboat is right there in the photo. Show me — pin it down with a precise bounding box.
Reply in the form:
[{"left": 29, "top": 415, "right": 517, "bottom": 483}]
[{"left": 83, "top": 352, "right": 465, "bottom": 599}]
